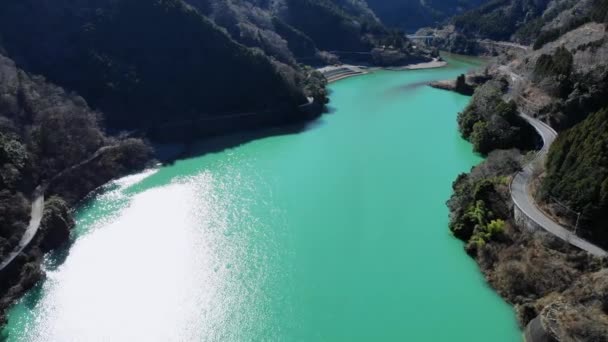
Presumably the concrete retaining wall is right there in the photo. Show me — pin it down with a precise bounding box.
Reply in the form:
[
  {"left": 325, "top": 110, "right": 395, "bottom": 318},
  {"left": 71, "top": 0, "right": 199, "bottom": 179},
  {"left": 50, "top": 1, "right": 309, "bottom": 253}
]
[
  {"left": 524, "top": 316, "right": 558, "bottom": 342},
  {"left": 514, "top": 204, "right": 543, "bottom": 232}
]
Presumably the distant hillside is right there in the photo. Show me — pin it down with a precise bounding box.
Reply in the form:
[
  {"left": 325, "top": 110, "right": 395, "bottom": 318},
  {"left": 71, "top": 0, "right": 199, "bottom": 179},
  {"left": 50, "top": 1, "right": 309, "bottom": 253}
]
[
  {"left": 365, "top": 0, "right": 489, "bottom": 32},
  {"left": 417, "top": 0, "right": 607, "bottom": 55},
  {"left": 451, "top": 0, "right": 553, "bottom": 42},
  {"left": 452, "top": 0, "right": 607, "bottom": 46},
  {"left": 184, "top": 0, "right": 424, "bottom": 65}
]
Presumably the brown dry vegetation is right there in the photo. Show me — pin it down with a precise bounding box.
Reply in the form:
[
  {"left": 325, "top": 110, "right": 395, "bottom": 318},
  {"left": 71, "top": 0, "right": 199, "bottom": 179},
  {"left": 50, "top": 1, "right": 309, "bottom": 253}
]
[{"left": 448, "top": 147, "right": 608, "bottom": 338}]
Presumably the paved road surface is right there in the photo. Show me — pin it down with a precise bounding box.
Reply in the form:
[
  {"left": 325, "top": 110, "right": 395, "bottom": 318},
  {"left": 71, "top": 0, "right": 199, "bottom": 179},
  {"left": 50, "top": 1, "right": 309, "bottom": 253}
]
[
  {"left": 510, "top": 113, "right": 607, "bottom": 257},
  {"left": 0, "top": 186, "right": 45, "bottom": 271},
  {"left": 479, "top": 40, "right": 529, "bottom": 51}
]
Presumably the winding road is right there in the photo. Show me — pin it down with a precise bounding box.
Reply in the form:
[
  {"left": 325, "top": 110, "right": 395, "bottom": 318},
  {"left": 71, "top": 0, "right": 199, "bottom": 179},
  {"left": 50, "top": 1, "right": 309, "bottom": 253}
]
[
  {"left": 500, "top": 65, "right": 607, "bottom": 256},
  {"left": 478, "top": 40, "right": 529, "bottom": 51},
  {"left": 0, "top": 186, "right": 44, "bottom": 271},
  {"left": 510, "top": 113, "right": 607, "bottom": 257},
  {"left": 0, "top": 144, "right": 121, "bottom": 274}
]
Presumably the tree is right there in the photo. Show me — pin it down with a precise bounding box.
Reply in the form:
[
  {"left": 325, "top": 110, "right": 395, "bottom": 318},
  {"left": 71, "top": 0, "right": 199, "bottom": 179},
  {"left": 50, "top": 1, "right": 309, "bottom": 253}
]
[{"left": 541, "top": 107, "right": 608, "bottom": 246}]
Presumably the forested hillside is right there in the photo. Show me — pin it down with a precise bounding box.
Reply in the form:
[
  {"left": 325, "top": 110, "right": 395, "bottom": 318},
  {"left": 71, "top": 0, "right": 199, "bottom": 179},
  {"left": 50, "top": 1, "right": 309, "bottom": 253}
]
[
  {"left": 541, "top": 108, "right": 608, "bottom": 247},
  {"left": 452, "top": 0, "right": 552, "bottom": 42},
  {"left": 184, "top": 0, "right": 422, "bottom": 66},
  {"left": 418, "top": 0, "right": 608, "bottom": 54},
  {"left": 0, "top": 53, "right": 151, "bottom": 254},
  {"left": 443, "top": 0, "right": 608, "bottom": 337},
  {"left": 451, "top": 2, "right": 608, "bottom": 240},
  {"left": 0, "top": 52, "right": 152, "bottom": 324},
  {"left": 457, "top": 80, "right": 536, "bottom": 154},
  {"left": 0, "top": 0, "right": 320, "bottom": 132}
]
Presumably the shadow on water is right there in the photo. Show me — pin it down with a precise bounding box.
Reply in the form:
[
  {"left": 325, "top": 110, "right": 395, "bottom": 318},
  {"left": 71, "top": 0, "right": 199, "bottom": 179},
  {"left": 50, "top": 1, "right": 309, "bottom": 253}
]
[
  {"left": 20, "top": 283, "right": 44, "bottom": 311},
  {"left": 44, "top": 243, "right": 72, "bottom": 272},
  {"left": 159, "top": 116, "right": 329, "bottom": 164},
  {"left": 2, "top": 119, "right": 325, "bottom": 312},
  {"left": 384, "top": 80, "right": 433, "bottom": 96}
]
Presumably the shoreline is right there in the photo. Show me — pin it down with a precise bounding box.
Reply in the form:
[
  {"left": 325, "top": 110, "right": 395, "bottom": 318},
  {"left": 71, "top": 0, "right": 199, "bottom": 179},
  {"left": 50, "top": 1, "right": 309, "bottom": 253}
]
[
  {"left": 3, "top": 57, "right": 521, "bottom": 340},
  {"left": 384, "top": 58, "right": 447, "bottom": 71},
  {"left": 326, "top": 72, "right": 366, "bottom": 83},
  {"left": 321, "top": 58, "right": 448, "bottom": 84}
]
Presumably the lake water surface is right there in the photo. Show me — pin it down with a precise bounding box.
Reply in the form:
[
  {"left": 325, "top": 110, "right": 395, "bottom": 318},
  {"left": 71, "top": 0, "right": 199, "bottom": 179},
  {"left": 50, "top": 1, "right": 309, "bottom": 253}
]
[{"left": 2, "top": 55, "right": 521, "bottom": 341}]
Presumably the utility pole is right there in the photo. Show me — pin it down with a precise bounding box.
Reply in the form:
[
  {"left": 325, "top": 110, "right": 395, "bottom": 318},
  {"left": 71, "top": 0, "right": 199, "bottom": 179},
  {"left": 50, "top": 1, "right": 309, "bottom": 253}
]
[
  {"left": 550, "top": 196, "right": 581, "bottom": 235},
  {"left": 574, "top": 211, "right": 581, "bottom": 236}
]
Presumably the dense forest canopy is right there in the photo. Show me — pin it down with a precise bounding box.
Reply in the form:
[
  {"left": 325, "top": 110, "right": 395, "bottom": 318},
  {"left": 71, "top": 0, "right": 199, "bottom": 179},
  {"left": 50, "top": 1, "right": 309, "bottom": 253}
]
[
  {"left": 541, "top": 107, "right": 608, "bottom": 246},
  {"left": 457, "top": 80, "right": 536, "bottom": 154},
  {"left": 452, "top": 0, "right": 552, "bottom": 41},
  {"left": 0, "top": 0, "right": 311, "bottom": 130}
]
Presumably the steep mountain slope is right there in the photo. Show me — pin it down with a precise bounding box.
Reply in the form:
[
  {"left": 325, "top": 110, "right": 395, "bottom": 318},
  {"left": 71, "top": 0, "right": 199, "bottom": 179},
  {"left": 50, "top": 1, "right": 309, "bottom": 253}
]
[
  {"left": 0, "top": 0, "right": 318, "bottom": 133},
  {"left": 541, "top": 108, "right": 608, "bottom": 247},
  {"left": 418, "top": 0, "right": 607, "bottom": 55},
  {"left": 0, "top": 0, "right": 432, "bottom": 138},
  {"left": 511, "top": 22, "right": 608, "bottom": 129},
  {"left": 531, "top": 0, "right": 608, "bottom": 48},
  {"left": 525, "top": 0, "right": 608, "bottom": 251},
  {"left": 451, "top": 0, "right": 553, "bottom": 42}
]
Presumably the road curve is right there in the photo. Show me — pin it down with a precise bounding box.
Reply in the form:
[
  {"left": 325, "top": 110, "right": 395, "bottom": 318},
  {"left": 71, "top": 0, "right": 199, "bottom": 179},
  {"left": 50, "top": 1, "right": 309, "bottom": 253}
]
[
  {"left": 478, "top": 40, "right": 529, "bottom": 51},
  {"left": 0, "top": 144, "right": 121, "bottom": 274},
  {"left": 510, "top": 113, "right": 607, "bottom": 257},
  {"left": 0, "top": 186, "right": 45, "bottom": 271}
]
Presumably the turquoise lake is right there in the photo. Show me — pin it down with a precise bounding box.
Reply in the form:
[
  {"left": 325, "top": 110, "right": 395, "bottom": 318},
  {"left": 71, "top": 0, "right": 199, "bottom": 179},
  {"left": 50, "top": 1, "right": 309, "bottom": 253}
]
[{"left": 2, "top": 55, "right": 521, "bottom": 341}]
